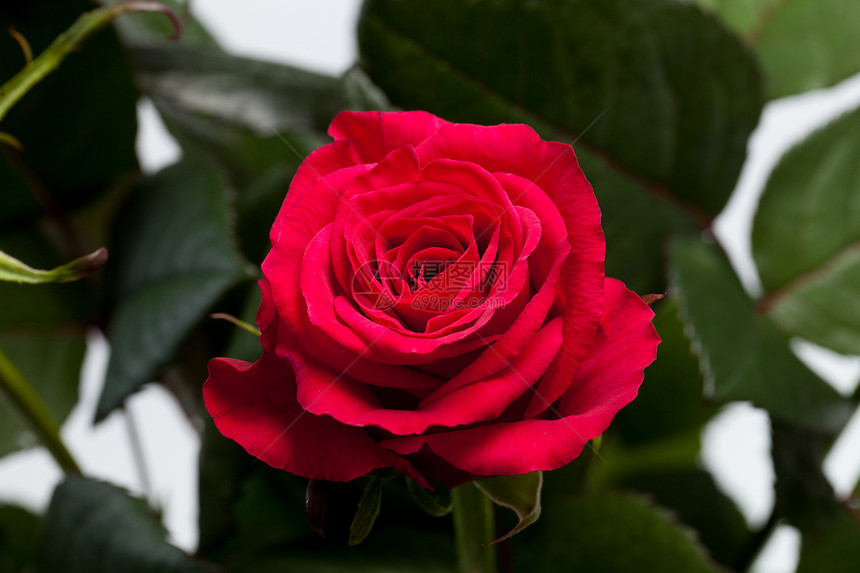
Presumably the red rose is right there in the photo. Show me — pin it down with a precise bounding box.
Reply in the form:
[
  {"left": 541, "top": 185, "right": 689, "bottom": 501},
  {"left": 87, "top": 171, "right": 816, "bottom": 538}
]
[{"left": 203, "top": 111, "right": 659, "bottom": 487}]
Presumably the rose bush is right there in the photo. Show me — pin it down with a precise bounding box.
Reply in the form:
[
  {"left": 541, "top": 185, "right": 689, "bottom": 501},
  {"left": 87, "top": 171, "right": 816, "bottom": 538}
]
[{"left": 203, "top": 110, "right": 660, "bottom": 487}]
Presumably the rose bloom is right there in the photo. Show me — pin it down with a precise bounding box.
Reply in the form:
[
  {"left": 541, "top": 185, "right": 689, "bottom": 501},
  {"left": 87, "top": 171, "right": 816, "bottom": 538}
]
[{"left": 204, "top": 111, "right": 660, "bottom": 487}]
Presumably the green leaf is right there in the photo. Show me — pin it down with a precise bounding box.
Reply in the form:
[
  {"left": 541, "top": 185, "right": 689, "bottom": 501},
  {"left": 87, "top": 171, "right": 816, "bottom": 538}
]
[
  {"left": 405, "top": 477, "right": 452, "bottom": 518},
  {"left": 341, "top": 66, "right": 394, "bottom": 112},
  {"left": 581, "top": 151, "right": 700, "bottom": 293},
  {"left": 0, "top": 246, "right": 106, "bottom": 284},
  {"left": 0, "top": 0, "right": 140, "bottom": 227},
  {"left": 771, "top": 417, "right": 860, "bottom": 573},
  {"left": 349, "top": 476, "right": 383, "bottom": 546},
  {"left": 131, "top": 44, "right": 345, "bottom": 136},
  {"left": 0, "top": 504, "right": 40, "bottom": 573},
  {"left": 231, "top": 554, "right": 453, "bottom": 573},
  {"left": 151, "top": 94, "right": 326, "bottom": 188},
  {"left": 753, "top": 107, "right": 860, "bottom": 356},
  {"left": 670, "top": 237, "right": 855, "bottom": 432},
  {"left": 771, "top": 419, "right": 844, "bottom": 531},
  {"left": 220, "top": 286, "right": 264, "bottom": 363},
  {"left": 129, "top": 44, "right": 342, "bottom": 265},
  {"left": 613, "top": 469, "right": 751, "bottom": 568},
  {"left": 97, "top": 158, "right": 251, "bottom": 421},
  {"left": 196, "top": 417, "right": 251, "bottom": 558},
  {"left": 197, "top": 418, "right": 310, "bottom": 563},
  {"left": 39, "top": 476, "right": 208, "bottom": 573},
  {"left": 795, "top": 511, "right": 860, "bottom": 573},
  {"left": 516, "top": 492, "right": 722, "bottom": 572},
  {"left": 359, "top": 0, "right": 763, "bottom": 219},
  {"left": 474, "top": 471, "right": 542, "bottom": 543},
  {"left": 695, "top": 0, "right": 860, "bottom": 98},
  {"left": 217, "top": 469, "right": 310, "bottom": 563},
  {"left": 612, "top": 299, "right": 718, "bottom": 446}
]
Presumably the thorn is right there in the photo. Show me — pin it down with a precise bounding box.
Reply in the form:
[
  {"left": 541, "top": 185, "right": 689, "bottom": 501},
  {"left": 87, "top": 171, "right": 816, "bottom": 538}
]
[{"left": 7, "top": 27, "right": 33, "bottom": 65}]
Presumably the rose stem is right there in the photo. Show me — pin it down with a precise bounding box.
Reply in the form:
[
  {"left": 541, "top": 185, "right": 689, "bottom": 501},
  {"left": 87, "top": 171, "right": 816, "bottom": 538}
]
[
  {"left": 451, "top": 482, "right": 497, "bottom": 573},
  {"left": 0, "top": 348, "right": 81, "bottom": 475}
]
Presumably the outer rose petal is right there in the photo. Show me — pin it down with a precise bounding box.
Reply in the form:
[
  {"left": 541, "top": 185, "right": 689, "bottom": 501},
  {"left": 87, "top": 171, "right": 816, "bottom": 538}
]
[
  {"left": 203, "top": 352, "right": 425, "bottom": 484},
  {"left": 329, "top": 110, "right": 447, "bottom": 163},
  {"left": 271, "top": 140, "right": 359, "bottom": 249},
  {"left": 379, "top": 278, "right": 659, "bottom": 480}
]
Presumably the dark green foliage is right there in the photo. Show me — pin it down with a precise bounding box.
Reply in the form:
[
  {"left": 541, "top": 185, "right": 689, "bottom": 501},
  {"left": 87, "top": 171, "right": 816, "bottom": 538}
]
[{"left": 1, "top": 0, "right": 858, "bottom": 571}]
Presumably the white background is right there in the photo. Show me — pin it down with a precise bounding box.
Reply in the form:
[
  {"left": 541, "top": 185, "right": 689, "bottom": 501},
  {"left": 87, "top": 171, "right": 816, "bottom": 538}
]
[{"left": 1, "top": 2, "right": 860, "bottom": 572}]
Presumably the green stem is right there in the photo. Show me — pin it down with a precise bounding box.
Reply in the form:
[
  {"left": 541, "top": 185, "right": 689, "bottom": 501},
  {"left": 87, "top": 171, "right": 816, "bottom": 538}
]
[
  {"left": 0, "top": 2, "right": 179, "bottom": 123},
  {"left": 452, "top": 482, "right": 497, "bottom": 573},
  {"left": 0, "top": 348, "right": 81, "bottom": 475}
]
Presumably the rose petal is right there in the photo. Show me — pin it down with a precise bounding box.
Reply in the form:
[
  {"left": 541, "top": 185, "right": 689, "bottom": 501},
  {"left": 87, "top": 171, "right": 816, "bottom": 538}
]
[
  {"left": 495, "top": 171, "right": 605, "bottom": 417},
  {"left": 263, "top": 271, "right": 441, "bottom": 393},
  {"left": 380, "top": 279, "right": 659, "bottom": 478},
  {"left": 270, "top": 140, "right": 361, "bottom": 249},
  {"left": 417, "top": 124, "right": 605, "bottom": 403},
  {"left": 290, "top": 317, "right": 563, "bottom": 436},
  {"left": 265, "top": 164, "right": 373, "bottom": 348},
  {"left": 302, "top": 219, "right": 497, "bottom": 362},
  {"left": 203, "top": 353, "right": 425, "bottom": 484},
  {"left": 329, "top": 110, "right": 447, "bottom": 163}
]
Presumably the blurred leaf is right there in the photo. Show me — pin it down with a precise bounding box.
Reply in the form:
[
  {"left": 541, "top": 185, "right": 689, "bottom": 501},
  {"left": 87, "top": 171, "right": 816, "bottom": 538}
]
[
  {"left": 474, "top": 471, "right": 542, "bottom": 543},
  {"left": 220, "top": 286, "right": 264, "bottom": 363},
  {"left": 199, "top": 434, "right": 455, "bottom": 570},
  {"left": 359, "top": 0, "right": 763, "bottom": 220},
  {"left": 516, "top": 492, "right": 722, "bottom": 572},
  {"left": 341, "top": 66, "right": 394, "bottom": 112},
  {"left": 129, "top": 44, "right": 342, "bottom": 265},
  {"left": 197, "top": 416, "right": 250, "bottom": 558},
  {"left": 581, "top": 151, "right": 700, "bottom": 293},
  {"left": 695, "top": 0, "right": 860, "bottom": 98},
  {"left": 198, "top": 418, "right": 310, "bottom": 563},
  {"left": 405, "top": 477, "right": 451, "bottom": 518},
  {"left": 231, "top": 162, "right": 306, "bottom": 265},
  {"left": 670, "top": 237, "right": 855, "bottom": 432},
  {"left": 0, "top": 0, "right": 139, "bottom": 227},
  {"left": 753, "top": 107, "right": 860, "bottom": 356},
  {"left": 0, "top": 504, "right": 39, "bottom": 573},
  {"left": 131, "top": 44, "right": 345, "bottom": 136},
  {"left": 795, "top": 511, "right": 860, "bottom": 573},
  {"left": 151, "top": 95, "right": 325, "bottom": 188},
  {"left": 772, "top": 417, "right": 860, "bottom": 573},
  {"left": 231, "top": 553, "right": 452, "bottom": 573},
  {"left": 38, "top": 476, "right": 209, "bottom": 573},
  {"left": 349, "top": 476, "right": 383, "bottom": 546},
  {"left": 231, "top": 471, "right": 309, "bottom": 551},
  {"left": 306, "top": 479, "right": 371, "bottom": 545},
  {"left": 97, "top": 158, "right": 251, "bottom": 421},
  {"left": 613, "top": 299, "right": 717, "bottom": 445},
  {"left": 613, "top": 468, "right": 751, "bottom": 568},
  {"left": 771, "top": 419, "right": 843, "bottom": 531},
  {"left": 0, "top": 231, "right": 88, "bottom": 459},
  {"left": 0, "top": 246, "right": 106, "bottom": 284}
]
